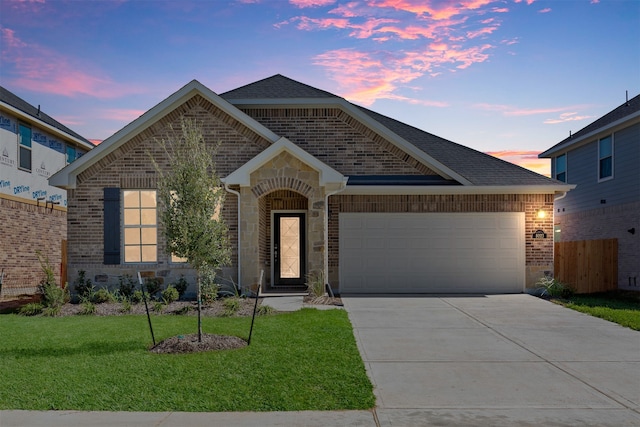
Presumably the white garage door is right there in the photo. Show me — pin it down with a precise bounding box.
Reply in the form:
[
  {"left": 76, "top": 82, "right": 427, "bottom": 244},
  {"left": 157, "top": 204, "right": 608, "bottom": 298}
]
[{"left": 339, "top": 212, "right": 525, "bottom": 294}]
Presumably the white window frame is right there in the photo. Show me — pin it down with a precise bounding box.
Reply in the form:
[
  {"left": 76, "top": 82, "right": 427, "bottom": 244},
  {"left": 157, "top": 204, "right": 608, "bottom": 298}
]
[
  {"left": 123, "top": 190, "right": 158, "bottom": 264},
  {"left": 598, "top": 135, "right": 614, "bottom": 182},
  {"left": 18, "top": 122, "right": 32, "bottom": 172}
]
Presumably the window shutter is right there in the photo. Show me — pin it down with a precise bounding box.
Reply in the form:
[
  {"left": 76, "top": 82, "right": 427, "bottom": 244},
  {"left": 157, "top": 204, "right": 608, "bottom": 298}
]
[{"left": 103, "top": 188, "right": 121, "bottom": 265}]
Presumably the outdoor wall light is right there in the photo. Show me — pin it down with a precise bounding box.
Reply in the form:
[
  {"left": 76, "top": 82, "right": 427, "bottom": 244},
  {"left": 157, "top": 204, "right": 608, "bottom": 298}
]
[{"left": 536, "top": 208, "right": 546, "bottom": 219}]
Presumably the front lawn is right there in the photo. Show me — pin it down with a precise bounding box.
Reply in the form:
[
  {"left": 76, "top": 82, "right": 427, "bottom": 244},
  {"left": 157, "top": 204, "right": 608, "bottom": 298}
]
[
  {"left": 0, "top": 309, "right": 375, "bottom": 412},
  {"left": 554, "top": 291, "right": 640, "bottom": 331}
]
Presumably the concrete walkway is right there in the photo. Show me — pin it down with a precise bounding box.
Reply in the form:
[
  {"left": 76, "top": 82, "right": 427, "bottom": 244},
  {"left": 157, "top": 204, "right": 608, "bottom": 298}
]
[
  {"left": 2, "top": 294, "right": 639, "bottom": 426},
  {"left": 344, "top": 294, "right": 640, "bottom": 426}
]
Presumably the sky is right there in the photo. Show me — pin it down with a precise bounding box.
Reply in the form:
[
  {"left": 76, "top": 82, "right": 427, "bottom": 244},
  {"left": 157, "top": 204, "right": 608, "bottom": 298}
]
[{"left": 1, "top": 0, "right": 639, "bottom": 176}]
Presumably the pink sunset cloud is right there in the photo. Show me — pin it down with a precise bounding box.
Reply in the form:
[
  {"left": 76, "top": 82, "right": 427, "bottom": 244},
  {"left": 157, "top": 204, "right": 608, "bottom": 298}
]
[
  {"left": 1, "top": 26, "right": 138, "bottom": 99},
  {"left": 290, "top": 0, "right": 336, "bottom": 7},
  {"left": 486, "top": 150, "right": 550, "bottom": 176},
  {"left": 278, "top": 0, "right": 508, "bottom": 105}
]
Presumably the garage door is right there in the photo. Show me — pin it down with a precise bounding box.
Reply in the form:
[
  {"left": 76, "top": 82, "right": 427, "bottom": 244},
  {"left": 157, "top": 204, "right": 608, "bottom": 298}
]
[{"left": 339, "top": 212, "right": 525, "bottom": 294}]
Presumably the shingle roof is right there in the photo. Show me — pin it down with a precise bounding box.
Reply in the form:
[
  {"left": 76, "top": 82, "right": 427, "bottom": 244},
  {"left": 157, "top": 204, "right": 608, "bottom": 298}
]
[
  {"left": 0, "top": 86, "right": 93, "bottom": 146},
  {"left": 220, "top": 74, "right": 337, "bottom": 99},
  {"left": 540, "top": 93, "right": 640, "bottom": 157},
  {"left": 223, "top": 74, "right": 560, "bottom": 187},
  {"left": 358, "top": 106, "right": 559, "bottom": 186}
]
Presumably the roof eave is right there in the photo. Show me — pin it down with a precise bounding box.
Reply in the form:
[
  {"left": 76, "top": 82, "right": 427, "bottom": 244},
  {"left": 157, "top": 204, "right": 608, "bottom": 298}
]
[
  {"left": 340, "top": 183, "right": 576, "bottom": 195},
  {"left": 50, "top": 81, "right": 281, "bottom": 189},
  {"left": 1, "top": 101, "right": 94, "bottom": 150},
  {"left": 539, "top": 110, "right": 640, "bottom": 158}
]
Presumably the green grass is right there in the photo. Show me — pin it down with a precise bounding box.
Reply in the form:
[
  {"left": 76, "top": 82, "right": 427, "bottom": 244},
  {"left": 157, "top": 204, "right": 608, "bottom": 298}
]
[
  {"left": 0, "top": 309, "right": 375, "bottom": 412},
  {"left": 555, "top": 291, "right": 640, "bottom": 331}
]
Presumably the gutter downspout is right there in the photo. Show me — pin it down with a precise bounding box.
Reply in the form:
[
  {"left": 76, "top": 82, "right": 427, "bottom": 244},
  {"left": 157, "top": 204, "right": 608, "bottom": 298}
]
[
  {"left": 224, "top": 182, "right": 242, "bottom": 290},
  {"left": 324, "top": 178, "right": 348, "bottom": 294}
]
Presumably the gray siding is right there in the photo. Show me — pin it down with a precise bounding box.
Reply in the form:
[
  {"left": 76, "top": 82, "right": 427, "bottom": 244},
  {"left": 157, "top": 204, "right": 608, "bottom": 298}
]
[{"left": 556, "top": 122, "right": 640, "bottom": 215}]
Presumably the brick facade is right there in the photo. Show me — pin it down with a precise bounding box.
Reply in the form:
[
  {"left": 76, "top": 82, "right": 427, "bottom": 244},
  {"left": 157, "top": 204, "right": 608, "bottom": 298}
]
[
  {"left": 555, "top": 200, "right": 640, "bottom": 290},
  {"left": 0, "top": 197, "right": 66, "bottom": 292},
  {"left": 63, "top": 94, "right": 557, "bottom": 293}
]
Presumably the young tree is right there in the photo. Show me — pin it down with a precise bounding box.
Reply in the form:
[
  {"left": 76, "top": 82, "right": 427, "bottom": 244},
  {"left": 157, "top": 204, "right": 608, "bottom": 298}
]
[{"left": 152, "top": 117, "right": 231, "bottom": 342}]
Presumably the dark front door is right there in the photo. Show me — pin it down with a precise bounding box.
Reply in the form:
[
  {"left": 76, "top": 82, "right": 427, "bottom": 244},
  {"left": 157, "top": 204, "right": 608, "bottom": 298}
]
[{"left": 273, "top": 212, "right": 306, "bottom": 286}]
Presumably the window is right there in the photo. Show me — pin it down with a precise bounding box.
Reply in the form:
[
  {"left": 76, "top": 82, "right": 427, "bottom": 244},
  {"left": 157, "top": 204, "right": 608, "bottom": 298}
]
[
  {"left": 18, "top": 123, "right": 32, "bottom": 171},
  {"left": 66, "top": 145, "right": 76, "bottom": 164},
  {"left": 598, "top": 136, "right": 613, "bottom": 180},
  {"left": 555, "top": 154, "right": 566, "bottom": 182},
  {"left": 123, "top": 190, "right": 157, "bottom": 263}
]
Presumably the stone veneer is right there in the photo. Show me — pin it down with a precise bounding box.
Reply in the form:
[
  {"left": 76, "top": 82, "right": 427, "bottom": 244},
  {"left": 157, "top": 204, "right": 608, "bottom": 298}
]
[{"left": 241, "top": 151, "right": 326, "bottom": 287}]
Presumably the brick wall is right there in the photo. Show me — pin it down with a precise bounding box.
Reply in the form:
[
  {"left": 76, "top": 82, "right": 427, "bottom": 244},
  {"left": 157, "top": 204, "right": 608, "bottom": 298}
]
[
  {"left": 241, "top": 108, "right": 436, "bottom": 176},
  {"left": 328, "top": 193, "right": 555, "bottom": 289},
  {"left": 0, "top": 197, "right": 66, "bottom": 291},
  {"left": 556, "top": 200, "right": 639, "bottom": 290}
]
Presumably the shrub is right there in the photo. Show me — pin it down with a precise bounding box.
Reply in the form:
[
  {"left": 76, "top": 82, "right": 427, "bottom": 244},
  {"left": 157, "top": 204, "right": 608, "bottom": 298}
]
[
  {"left": 120, "top": 299, "right": 132, "bottom": 313},
  {"left": 306, "top": 270, "right": 325, "bottom": 299},
  {"left": 79, "top": 300, "right": 96, "bottom": 315},
  {"left": 162, "top": 286, "right": 179, "bottom": 304},
  {"left": 42, "top": 306, "right": 61, "bottom": 317},
  {"left": 41, "top": 282, "right": 69, "bottom": 310},
  {"left": 74, "top": 270, "right": 94, "bottom": 300},
  {"left": 174, "top": 305, "right": 192, "bottom": 315},
  {"left": 118, "top": 274, "right": 137, "bottom": 299},
  {"left": 19, "top": 303, "right": 44, "bottom": 316},
  {"left": 131, "top": 290, "right": 144, "bottom": 304},
  {"left": 221, "top": 297, "right": 240, "bottom": 317},
  {"left": 536, "top": 276, "right": 574, "bottom": 299},
  {"left": 92, "top": 288, "right": 116, "bottom": 304},
  {"left": 172, "top": 275, "right": 189, "bottom": 299},
  {"left": 144, "top": 278, "right": 162, "bottom": 299},
  {"left": 37, "top": 251, "right": 69, "bottom": 310},
  {"left": 257, "top": 304, "right": 276, "bottom": 316},
  {"left": 153, "top": 301, "right": 165, "bottom": 313}
]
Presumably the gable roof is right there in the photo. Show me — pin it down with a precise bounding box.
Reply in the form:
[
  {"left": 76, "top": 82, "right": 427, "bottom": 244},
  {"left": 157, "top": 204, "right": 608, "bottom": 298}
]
[
  {"left": 50, "top": 80, "right": 281, "bottom": 189},
  {"left": 51, "top": 75, "right": 571, "bottom": 193},
  {"left": 539, "top": 93, "right": 640, "bottom": 158},
  {"left": 223, "top": 74, "right": 564, "bottom": 188},
  {"left": 223, "top": 137, "right": 346, "bottom": 191},
  {"left": 0, "top": 86, "right": 93, "bottom": 149},
  {"left": 221, "top": 74, "right": 336, "bottom": 100}
]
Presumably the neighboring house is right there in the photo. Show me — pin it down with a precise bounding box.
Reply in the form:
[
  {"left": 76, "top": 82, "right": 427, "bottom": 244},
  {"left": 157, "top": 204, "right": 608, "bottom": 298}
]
[
  {"left": 50, "top": 75, "right": 571, "bottom": 295},
  {"left": 0, "top": 87, "right": 93, "bottom": 291},
  {"left": 539, "top": 93, "right": 640, "bottom": 290}
]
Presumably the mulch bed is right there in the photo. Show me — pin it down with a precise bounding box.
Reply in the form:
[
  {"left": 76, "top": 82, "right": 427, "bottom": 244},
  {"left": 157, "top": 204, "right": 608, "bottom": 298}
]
[{"left": 150, "top": 333, "right": 248, "bottom": 354}]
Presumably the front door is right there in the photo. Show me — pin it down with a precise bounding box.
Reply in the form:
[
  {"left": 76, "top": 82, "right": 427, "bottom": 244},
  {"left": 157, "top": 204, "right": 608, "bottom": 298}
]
[{"left": 273, "top": 212, "right": 306, "bottom": 286}]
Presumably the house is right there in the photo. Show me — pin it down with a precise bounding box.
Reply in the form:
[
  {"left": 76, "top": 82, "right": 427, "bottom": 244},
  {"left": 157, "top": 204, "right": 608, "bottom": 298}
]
[
  {"left": 539, "top": 93, "right": 640, "bottom": 290},
  {"left": 0, "top": 87, "right": 93, "bottom": 293},
  {"left": 50, "top": 75, "right": 572, "bottom": 295}
]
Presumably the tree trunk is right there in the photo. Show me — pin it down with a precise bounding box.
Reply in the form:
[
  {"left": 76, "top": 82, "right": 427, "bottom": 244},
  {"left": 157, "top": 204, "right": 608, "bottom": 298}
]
[{"left": 197, "top": 278, "right": 202, "bottom": 342}]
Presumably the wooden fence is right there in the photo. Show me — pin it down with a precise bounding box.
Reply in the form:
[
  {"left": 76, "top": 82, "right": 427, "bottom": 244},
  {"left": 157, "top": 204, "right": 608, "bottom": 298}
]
[{"left": 554, "top": 239, "right": 618, "bottom": 294}]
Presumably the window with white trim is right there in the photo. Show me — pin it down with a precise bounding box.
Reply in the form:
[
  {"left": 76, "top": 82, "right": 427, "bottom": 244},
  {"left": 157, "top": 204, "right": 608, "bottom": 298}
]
[
  {"left": 598, "top": 135, "right": 613, "bottom": 180},
  {"left": 123, "top": 190, "right": 157, "bottom": 263},
  {"left": 18, "top": 122, "right": 32, "bottom": 171},
  {"left": 555, "top": 154, "right": 566, "bottom": 182}
]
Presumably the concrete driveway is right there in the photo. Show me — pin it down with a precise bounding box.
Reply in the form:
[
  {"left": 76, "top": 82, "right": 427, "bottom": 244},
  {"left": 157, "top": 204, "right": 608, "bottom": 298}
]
[{"left": 343, "top": 294, "right": 640, "bottom": 427}]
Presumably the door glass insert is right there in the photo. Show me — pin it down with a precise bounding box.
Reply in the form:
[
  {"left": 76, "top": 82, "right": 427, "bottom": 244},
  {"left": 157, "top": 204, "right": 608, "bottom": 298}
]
[{"left": 279, "top": 217, "right": 300, "bottom": 279}]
